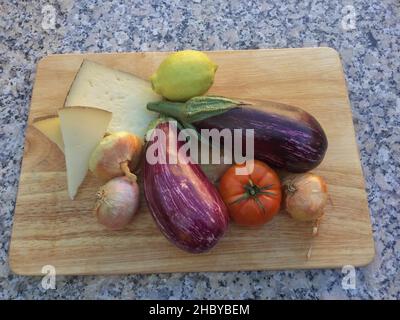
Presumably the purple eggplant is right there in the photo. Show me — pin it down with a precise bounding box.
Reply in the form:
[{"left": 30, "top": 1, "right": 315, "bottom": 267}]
[
  {"left": 143, "top": 118, "right": 229, "bottom": 253},
  {"left": 147, "top": 96, "right": 328, "bottom": 173}
]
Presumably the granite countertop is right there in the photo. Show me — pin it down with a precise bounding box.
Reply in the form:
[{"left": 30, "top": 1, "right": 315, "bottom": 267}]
[{"left": 0, "top": 0, "right": 399, "bottom": 299}]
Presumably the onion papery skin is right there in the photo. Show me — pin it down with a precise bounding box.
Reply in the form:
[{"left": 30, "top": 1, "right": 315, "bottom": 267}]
[
  {"left": 95, "top": 176, "right": 140, "bottom": 230},
  {"left": 89, "top": 132, "right": 143, "bottom": 181}
]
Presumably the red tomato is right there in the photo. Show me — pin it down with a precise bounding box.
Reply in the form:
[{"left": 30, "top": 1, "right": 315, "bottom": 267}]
[{"left": 219, "top": 160, "right": 282, "bottom": 226}]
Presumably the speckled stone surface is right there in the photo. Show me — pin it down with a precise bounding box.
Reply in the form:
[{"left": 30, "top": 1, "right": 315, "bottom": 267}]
[{"left": 0, "top": 0, "right": 399, "bottom": 299}]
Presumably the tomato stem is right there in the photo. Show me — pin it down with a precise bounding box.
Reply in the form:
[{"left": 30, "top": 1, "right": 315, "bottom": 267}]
[
  {"left": 254, "top": 197, "right": 266, "bottom": 214},
  {"left": 229, "top": 178, "right": 277, "bottom": 215}
]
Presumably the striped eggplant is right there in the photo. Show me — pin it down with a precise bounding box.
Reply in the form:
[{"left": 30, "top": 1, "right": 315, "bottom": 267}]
[
  {"left": 143, "top": 118, "right": 229, "bottom": 253},
  {"left": 147, "top": 96, "right": 328, "bottom": 173}
]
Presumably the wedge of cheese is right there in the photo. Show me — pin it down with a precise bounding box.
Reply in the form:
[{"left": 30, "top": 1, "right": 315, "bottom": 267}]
[
  {"left": 64, "top": 60, "right": 161, "bottom": 138},
  {"left": 33, "top": 116, "right": 64, "bottom": 152},
  {"left": 58, "top": 107, "right": 112, "bottom": 200}
]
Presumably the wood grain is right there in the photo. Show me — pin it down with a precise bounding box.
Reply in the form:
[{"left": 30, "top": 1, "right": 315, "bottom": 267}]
[{"left": 9, "top": 48, "right": 374, "bottom": 275}]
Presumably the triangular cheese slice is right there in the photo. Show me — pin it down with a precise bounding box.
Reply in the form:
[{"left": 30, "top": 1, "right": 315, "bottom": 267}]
[
  {"left": 33, "top": 116, "right": 64, "bottom": 152},
  {"left": 64, "top": 60, "right": 161, "bottom": 138},
  {"left": 58, "top": 107, "right": 112, "bottom": 199}
]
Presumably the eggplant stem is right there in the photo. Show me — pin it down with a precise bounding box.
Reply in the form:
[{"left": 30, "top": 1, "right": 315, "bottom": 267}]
[
  {"left": 181, "top": 120, "right": 210, "bottom": 148},
  {"left": 120, "top": 161, "right": 137, "bottom": 182},
  {"left": 147, "top": 96, "right": 240, "bottom": 123}
]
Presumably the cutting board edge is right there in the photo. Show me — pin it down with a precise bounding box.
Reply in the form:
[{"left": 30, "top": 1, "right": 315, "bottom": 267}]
[
  {"left": 10, "top": 48, "right": 375, "bottom": 275},
  {"left": 35, "top": 46, "right": 341, "bottom": 64},
  {"left": 8, "top": 226, "right": 376, "bottom": 276},
  {"left": 8, "top": 247, "right": 375, "bottom": 276}
]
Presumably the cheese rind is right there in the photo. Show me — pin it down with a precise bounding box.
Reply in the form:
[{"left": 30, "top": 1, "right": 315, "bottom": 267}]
[
  {"left": 64, "top": 60, "right": 161, "bottom": 138},
  {"left": 58, "top": 106, "right": 112, "bottom": 200},
  {"left": 33, "top": 116, "right": 64, "bottom": 152}
]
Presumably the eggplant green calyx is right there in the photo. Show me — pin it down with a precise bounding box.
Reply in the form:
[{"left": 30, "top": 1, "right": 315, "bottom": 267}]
[
  {"left": 147, "top": 96, "right": 243, "bottom": 124},
  {"left": 145, "top": 115, "right": 185, "bottom": 142}
]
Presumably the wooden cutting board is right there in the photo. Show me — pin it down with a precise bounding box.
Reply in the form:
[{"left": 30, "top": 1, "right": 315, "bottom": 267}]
[{"left": 9, "top": 48, "right": 374, "bottom": 275}]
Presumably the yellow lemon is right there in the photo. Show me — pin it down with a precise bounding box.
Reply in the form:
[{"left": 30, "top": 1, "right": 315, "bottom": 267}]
[{"left": 150, "top": 50, "right": 218, "bottom": 102}]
